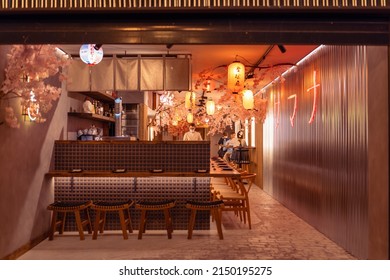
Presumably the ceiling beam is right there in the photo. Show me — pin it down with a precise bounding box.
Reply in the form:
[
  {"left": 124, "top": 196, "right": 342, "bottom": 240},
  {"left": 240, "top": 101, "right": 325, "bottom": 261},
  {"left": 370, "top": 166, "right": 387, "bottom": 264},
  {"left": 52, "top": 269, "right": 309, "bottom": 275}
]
[{"left": 0, "top": 11, "right": 389, "bottom": 45}]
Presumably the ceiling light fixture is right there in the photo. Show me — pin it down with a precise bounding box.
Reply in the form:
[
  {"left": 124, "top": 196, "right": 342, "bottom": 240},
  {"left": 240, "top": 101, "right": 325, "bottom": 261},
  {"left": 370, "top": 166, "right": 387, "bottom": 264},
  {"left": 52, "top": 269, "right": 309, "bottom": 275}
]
[{"left": 277, "top": 45, "right": 287, "bottom": 53}]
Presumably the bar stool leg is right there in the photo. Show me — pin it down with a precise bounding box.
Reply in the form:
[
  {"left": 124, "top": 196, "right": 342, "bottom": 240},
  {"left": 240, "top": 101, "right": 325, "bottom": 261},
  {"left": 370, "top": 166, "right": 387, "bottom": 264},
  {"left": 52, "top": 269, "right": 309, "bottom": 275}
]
[
  {"left": 93, "top": 210, "right": 102, "bottom": 240},
  {"left": 49, "top": 210, "right": 58, "bottom": 241},
  {"left": 213, "top": 209, "right": 224, "bottom": 240},
  {"left": 118, "top": 209, "right": 129, "bottom": 239},
  {"left": 74, "top": 210, "right": 85, "bottom": 240},
  {"left": 138, "top": 210, "right": 147, "bottom": 239},
  {"left": 59, "top": 212, "right": 66, "bottom": 234},
  {"left": 187, "top": 209, "right": 197, "bottom": 239},
  {"left": 85, "top": 208, "right": 92, "bottom": 234},
  {"left": 163, "top": 208, "right": 173, "bottom": 239},
  {"left": 126, "top": 208, "right": 133, "bottom": 233}
]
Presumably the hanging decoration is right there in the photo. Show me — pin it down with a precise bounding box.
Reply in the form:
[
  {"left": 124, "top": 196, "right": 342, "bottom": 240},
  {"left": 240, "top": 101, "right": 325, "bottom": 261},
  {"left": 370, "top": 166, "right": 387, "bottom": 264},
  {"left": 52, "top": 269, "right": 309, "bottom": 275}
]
[
  {"left": 242, "top": 89, "right": 254, "bottom": 110},
  {"left": 149, "top": 51, "right": 295, "bottom": 136},
  {"left": 184, "top": 91, "right": 196, "bottom": 109},
  {"left": 206, "top": 98, "right": 215, "bottom": 115},
  {"left": 79, "top": 44, "right": 104, "bottom": 66},
  {"left": 0, "top": 45, "right": 69, "bottom": 128},
  {"left": 186, "top": 110, "right": 194, "bottom": 123},
  {"left": 227, "top": 61, "right": 245, "bottom": 94}
]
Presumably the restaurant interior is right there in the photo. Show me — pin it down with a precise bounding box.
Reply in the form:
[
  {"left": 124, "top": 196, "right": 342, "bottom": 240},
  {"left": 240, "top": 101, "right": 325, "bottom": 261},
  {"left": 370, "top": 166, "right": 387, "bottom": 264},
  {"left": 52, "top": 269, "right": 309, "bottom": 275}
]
[{"left": 0, "top": 4, "right": 389, "bottom": 261}]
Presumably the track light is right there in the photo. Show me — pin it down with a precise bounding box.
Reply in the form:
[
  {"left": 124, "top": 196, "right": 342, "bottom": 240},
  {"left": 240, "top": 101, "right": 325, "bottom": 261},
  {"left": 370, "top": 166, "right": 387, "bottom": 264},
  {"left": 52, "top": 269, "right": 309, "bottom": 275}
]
[
  {"left": 94, "top": 44, "right": 103, "bottom": 50},
  {"left": 277, "top": 45, "right": 286, "bottom": 53}
]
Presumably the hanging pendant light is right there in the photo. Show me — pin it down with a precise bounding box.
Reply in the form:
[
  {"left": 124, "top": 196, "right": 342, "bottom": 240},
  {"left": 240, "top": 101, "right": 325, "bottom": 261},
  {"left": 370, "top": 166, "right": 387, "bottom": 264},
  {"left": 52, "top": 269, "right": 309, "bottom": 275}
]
[
  {"left": 184, "top": 91, "right": 196, "bottom": 109},
  {"left": 206, "top": 78, "right": 212, "bottom": 93},
  {"left": 186, "top": 110, "right": 194, "bottom": 123},
  {"left": 79, "top": 44, "right": 104, "bottom": 66},
  {"left": 227, "top": 61, "right": 245, "bottom": 94},
  {"left": 242, "top": 89, "right": 254, "bottom": 110},
  {"left": 206, "top": 98, "right": 215, "bottom": 115}
]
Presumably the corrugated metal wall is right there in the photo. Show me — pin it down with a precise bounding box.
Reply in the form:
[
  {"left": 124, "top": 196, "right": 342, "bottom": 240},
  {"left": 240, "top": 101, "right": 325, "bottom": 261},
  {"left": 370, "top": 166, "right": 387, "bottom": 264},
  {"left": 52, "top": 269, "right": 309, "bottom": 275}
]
[{"left": 263, "top": 45, "right": 369, "bottom": 258}]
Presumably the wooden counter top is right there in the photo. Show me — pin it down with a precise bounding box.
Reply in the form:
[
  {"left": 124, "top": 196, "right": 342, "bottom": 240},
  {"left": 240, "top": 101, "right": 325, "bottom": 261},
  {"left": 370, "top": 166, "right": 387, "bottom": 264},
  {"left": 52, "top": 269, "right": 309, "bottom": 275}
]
[
  {"left": 46, "top": 168, "right": 240, "bottom": 178},
  {"left": 55, "top": 140, "right": 210, "bottom": 145}
]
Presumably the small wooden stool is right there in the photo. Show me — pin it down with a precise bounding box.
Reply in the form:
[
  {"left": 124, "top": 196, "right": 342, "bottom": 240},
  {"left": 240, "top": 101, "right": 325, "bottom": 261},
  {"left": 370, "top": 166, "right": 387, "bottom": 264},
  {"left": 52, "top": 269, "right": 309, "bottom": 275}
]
[
  {"left": 91, "top": 199, "right": 134, "bottom": 240},
  {"left": 185, "top": 200, "right": 224, "bottom": 240},
  {"left": 47, "top": 200, "right": 92, "bottom": 240},
  {"left": 135, "top": 199, "right": 176, "bottom": 239}
]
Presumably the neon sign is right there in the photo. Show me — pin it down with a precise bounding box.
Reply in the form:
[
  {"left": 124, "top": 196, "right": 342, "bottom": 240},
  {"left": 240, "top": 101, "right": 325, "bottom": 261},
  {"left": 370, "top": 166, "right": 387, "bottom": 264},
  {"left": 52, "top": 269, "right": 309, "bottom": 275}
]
[
  {"left": 27, "top": 90, "right": 39, "bottom": 121},
  {"left": 272, "top": 70, "right": 320, "bottom": 128},
  {"left": 273, "top": 92, "right": 280, "bottom": 128},
  {"left": 287, "top": 94, "right": 297, "bottom": 127},
  {"left": 306, "top": 70, "right": 320, "bottom": 124}
]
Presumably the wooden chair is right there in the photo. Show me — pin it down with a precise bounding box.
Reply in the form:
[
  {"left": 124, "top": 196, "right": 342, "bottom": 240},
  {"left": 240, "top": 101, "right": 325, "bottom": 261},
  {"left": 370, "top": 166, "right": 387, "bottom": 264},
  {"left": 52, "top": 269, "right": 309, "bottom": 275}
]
[
  {"left": 135, "top": 199, "right": 176, "bottom": 239},
  {"left": 239, "top": 173, "right": 256, "bottom": 193},
  {"left": 47, "top": 200, "right": 92, "bottom": 240},
  {"left": 214, "top": 177, "right": 252, "bottom": 229},
  {"left": 91, "top": 199, "right": 134, "bottom": 240},
  {"left": 185, "top": 200, "right": 224, "bottom": 240}
]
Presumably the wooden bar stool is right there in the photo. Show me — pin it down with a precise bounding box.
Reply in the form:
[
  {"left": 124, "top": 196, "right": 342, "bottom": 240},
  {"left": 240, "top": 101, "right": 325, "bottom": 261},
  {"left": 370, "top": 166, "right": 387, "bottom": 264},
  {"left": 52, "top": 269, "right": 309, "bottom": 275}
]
[
  {"left": 91, "top": 199, "right": 134, "bottom": 240},
  {"left": 185, "top": 200, "right": 224, "bottom": 240},
  {"left": 47, "top": 200, "right": 92, "bottom": 240},
  {"left": 135, "top": 199, "right": 176, "bottom": 239}
]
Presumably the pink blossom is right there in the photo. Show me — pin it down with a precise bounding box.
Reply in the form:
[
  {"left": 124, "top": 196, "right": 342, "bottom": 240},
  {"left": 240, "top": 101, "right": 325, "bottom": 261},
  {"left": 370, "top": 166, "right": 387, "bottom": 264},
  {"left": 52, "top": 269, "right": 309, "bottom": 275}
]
[{"left": 1, "top": 45, "right": 68, "bottom": 126}]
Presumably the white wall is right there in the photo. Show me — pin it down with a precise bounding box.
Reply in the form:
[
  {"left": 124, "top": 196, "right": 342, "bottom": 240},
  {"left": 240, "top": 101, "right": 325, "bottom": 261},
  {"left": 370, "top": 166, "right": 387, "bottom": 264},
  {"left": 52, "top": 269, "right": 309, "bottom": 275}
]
[{"left": 0, "top": 46, "right": 69, "bottom": 258}]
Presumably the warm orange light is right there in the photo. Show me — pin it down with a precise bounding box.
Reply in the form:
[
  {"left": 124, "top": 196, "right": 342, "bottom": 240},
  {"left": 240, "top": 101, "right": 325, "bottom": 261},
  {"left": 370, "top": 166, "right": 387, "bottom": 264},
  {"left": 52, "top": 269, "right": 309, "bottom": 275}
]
[
  {"left": 242, "top": 89, "right": 254, "bottom": 110},
  {"left": 186, "top": 111, "right": 194, "bottom": 123},
  {"left": 185, "top": 91, "right": 196, "bottom": 109},
  {"left": 227, "top": 61, "right": 245, "bottom": 94},
  {"left": 206, "top": 98, "right": 215, "bottom": 115}
]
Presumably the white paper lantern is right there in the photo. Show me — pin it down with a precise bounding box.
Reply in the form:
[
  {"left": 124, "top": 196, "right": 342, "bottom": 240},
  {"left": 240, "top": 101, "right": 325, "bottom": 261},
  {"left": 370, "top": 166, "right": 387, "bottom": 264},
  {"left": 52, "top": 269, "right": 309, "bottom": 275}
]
[
  {"left": 242, "top": 89, "right": 254, "bottom": 110},
  {"left": 186, "top": 111, "right": 194, "bottom": 123},
  {"left": 79, "top": 44, "right": 103, "bottom": 66},
  {"left": 185, "top": 91, "right": 196, "bottom": 109},
  {"left": 206, "top": 98, "right": 215, "bottom": 115}
]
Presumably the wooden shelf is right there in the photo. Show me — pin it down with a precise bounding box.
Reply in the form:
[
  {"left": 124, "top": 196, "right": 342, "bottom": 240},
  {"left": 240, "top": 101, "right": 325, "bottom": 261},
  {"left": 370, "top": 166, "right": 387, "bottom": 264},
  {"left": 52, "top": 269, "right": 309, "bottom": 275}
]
[
  {"left": 69, "top": 91, "right": 115, "bottom": 102},
  {"left": 68, "top": 112, "right": 115, "bottom": 123}
]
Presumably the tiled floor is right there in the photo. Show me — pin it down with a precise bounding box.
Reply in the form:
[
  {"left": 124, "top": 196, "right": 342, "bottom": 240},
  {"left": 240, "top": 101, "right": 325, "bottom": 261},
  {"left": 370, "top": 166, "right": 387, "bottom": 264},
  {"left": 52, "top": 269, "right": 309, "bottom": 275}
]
[{"left": 18, "top": 185, "right": 356, "bottom": 260}]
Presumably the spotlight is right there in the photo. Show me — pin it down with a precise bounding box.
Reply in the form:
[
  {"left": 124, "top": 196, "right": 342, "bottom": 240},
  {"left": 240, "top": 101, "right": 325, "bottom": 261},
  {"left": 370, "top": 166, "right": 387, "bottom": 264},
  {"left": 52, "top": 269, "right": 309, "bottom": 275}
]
[
  {"left": 277, "top": 45, "right": 286, "bottom": 53},
  {"left": 94, "top": 44, "right": 103, "bottom": 50},
  {"left": 246, "top": 72, "right": 254, "bottom": 79}
]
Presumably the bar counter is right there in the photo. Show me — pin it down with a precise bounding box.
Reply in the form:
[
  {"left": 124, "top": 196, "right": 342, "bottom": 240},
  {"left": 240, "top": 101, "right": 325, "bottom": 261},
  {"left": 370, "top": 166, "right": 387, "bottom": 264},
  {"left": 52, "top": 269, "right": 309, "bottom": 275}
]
[
  {"left": 49, "top": 140, "right": 239, "bottom": 232},
  {"left": 47, "top": 169, "right": 240, "bottom": 178}
]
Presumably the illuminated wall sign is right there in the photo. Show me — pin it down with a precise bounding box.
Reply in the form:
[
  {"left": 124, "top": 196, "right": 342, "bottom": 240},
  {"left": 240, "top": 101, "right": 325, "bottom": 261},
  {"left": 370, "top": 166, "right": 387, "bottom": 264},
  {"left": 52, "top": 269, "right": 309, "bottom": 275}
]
[
  {"left": 273, "top": 92, "right": 280, "bottom": 128},
  {"left": 27, "top": 90, "right": 39, "bottom": 121},
  {"left": 287, "top": 94, "right": 297, "bottom": 127},
  {"left": 272, "top": 70, "right": 320, "bottom": 129},
  {"left": 306, "top": 70, "right": 320, "bottom": 124}
]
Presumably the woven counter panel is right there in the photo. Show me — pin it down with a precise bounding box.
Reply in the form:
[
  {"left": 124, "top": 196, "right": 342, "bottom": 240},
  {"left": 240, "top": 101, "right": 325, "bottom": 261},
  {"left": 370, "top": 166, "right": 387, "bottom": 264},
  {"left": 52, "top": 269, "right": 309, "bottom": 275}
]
[
  {"left": 54, "top": 141, "right": 210, "bottom": 172},
  {"left": 54, "top": 177, "right": 211, "bottom": 231}
]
